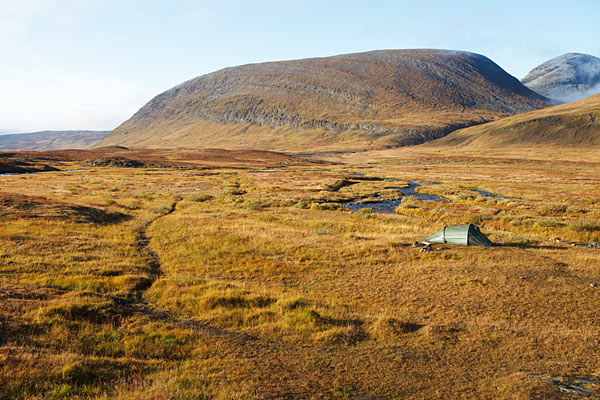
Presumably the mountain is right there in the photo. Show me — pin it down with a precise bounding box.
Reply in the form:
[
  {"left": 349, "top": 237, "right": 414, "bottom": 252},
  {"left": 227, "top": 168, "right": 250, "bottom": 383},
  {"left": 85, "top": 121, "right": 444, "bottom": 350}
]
[
  {"left": 97, "top": 49, "right": 551, "bottom": 151},
  {"left": 431, "top": 93, "right": 600, "bottom": 148},
  {"left": 521, "top": 53, "right": 600, "bottom": 103},
  {"left": 0, "top": 131, "right": 107, "bottom": 151}
]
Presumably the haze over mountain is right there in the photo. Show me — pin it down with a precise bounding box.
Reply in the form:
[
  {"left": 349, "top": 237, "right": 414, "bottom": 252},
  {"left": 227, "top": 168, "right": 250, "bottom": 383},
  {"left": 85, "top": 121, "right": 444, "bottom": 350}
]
[
  {"left": 98, "top": 49, "right": 551, "bottom": 151},
  {"left": 431, "top": 93, "right": 600, "bottom": 148},
  {"left": 0, "top": 131, "right": 108, "bottom": 151},
  {"left": 521, "top": 53, "right": 600, "bottom": 103}
]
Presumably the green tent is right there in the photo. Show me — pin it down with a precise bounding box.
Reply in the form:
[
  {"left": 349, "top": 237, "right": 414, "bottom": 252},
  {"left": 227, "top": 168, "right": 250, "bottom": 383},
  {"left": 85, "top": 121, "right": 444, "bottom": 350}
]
[{"left": 426, "top": 224, "right": 494, "bottom": 246}]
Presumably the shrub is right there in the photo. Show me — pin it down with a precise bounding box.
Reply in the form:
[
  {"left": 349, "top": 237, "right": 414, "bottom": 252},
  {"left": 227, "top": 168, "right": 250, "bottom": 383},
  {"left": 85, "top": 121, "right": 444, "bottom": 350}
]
[
  {"left": 566, "top": 205, "right": 589, "bottom": 214},
  {"left": 151, "top": 204, "right": 171, "bottom": 214},
  {"left": 189, "top": 194, "right": 213, "bottom": 202},
  {"left": 371, "top": 317, "right": 422, "bottom": 340},
  {"left": 398, "top": 196, "right": 419, "bottom": 209},
  {"left": 277, "top": 297, "right": 309, "bottom": 312},
  {"left": 533, "top": 220, "right": 566, "bottom": 230},
  {"left": 468, "top": 214, "right": 493, "bottom": 225},
  {"left": 287, "top": 309, "right": 325, "bottom": 327},
  {"left": 570, "top": 221, "right": 600, "bottom": 232},
  {"left": 509, "top": 236, "right": 535, "bottom": 247},
  {"left": 312, "top": 324, "right": 365, "bottom": 345},
  {"left": 242, "top": 199, "right": 266, "bottom": 210},
  {"left": 36, "top": 301, "right": 127, "bottom": 325},
  {"left": 355, "top": 208, "right": 376, "bottom": 218},
  {"left": 201, "top": 293, "right": 275, "bottom": 310},
  {"left": 539, "top": 203, "right": 568, "bottom": 215},
  {"left": 310, "top": 202, "right": 341, "bottom": 211}
]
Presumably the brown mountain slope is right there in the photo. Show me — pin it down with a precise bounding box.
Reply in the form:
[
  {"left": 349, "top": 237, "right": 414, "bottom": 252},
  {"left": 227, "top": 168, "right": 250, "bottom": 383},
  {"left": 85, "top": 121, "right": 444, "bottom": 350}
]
[
  {"left": 0, "top": 131, "right": 107, "bottom": 151},
  {"left": 98, "top": 49, "right": 551, "bottom": 151},
  {"left": 430, "top": 93, "right": 600, "bottom": 148}
]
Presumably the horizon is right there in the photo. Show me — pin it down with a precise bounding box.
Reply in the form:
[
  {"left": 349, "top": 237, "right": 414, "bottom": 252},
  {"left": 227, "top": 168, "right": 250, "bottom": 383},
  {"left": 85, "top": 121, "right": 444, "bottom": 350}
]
[{"left": 1, "top": 0, "right": 599, "bottom": 133}]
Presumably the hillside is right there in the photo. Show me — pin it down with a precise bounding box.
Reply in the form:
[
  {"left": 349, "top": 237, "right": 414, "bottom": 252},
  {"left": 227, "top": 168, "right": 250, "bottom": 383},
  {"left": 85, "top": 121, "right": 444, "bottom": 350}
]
[
  {"left": 522, "top": 53, "right": 600, "bottom": 102},
  {"left": 0, "top": 130, "right": 107, "bottom": 151},
  {"left": 431, "top": 93, "right": 600, "bottom": 148},
  {"left": 98, "top": 49, "right": 551, "bottom": 151}
]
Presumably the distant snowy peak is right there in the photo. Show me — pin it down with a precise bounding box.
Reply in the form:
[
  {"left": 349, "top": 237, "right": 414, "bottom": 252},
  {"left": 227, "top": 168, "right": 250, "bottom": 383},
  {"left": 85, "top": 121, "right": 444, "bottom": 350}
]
[{"left": 521, "top": 53, "right": 600, "bottom": 103}]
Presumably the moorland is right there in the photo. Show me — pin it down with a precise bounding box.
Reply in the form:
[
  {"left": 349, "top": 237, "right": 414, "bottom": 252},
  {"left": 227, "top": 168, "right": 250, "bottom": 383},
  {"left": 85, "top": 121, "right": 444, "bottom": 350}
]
[{"left": 1, "top": 146, "right": 599, "bottom": 399}]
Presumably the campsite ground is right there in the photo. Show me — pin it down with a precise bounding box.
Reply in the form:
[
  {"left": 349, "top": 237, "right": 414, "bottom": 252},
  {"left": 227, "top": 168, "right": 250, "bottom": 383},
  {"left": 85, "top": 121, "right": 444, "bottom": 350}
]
[{"left": 1, "top": 147, "right": 599, "bottom": 399}]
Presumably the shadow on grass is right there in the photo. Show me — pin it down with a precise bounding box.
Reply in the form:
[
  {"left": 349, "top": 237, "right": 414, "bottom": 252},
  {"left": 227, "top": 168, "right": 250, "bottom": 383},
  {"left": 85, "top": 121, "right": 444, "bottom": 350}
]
[
  {"left": 500, "top": 244, "right": 568, "bottom": 250},
  {"left": 0, "top": 194, "right": 132, "bottom": 225},
  {"left": 70, "top": 205, "right": 132, "bottom": 225}
]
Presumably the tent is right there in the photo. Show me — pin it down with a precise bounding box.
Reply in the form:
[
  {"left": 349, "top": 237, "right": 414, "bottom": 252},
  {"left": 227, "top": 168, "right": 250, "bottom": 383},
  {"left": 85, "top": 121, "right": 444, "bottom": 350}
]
[{"left": 426, "top": 224, "right": 494, "bottom": 246}]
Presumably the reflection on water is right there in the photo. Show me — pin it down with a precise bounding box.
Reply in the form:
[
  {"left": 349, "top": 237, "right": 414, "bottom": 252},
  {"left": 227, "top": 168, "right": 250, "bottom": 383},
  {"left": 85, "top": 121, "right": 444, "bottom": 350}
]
[{"left": 345, "top": 181, "right": 445, "bottom": 214}]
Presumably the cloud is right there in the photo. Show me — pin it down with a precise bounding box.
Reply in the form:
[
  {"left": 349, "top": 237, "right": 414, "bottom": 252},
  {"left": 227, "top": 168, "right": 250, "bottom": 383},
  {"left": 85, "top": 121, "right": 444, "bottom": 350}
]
[{"left": 0, "top": 0, "right": 54, "bottom": 37}]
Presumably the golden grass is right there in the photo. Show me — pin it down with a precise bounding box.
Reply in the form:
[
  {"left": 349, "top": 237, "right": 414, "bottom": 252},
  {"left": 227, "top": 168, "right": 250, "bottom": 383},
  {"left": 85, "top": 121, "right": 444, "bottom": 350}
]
[
  {"left": 1, "top": 150, "right": 600, "bottom": 398},
  {"left": 431, "top": 93, "right": 600, "bottom": 148}
]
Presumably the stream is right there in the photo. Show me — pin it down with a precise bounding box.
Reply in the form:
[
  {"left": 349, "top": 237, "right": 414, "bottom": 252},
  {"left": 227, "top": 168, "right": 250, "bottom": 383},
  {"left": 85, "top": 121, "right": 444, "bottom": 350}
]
[
  {"left": 345, "top": 180, "right": 445, "bottom": 214},
  {"left": 0, "top": 173, "right": 40, "bottom": 177},
  {"left": 0, "top": 169, "right": 88, "bottom": 178}
]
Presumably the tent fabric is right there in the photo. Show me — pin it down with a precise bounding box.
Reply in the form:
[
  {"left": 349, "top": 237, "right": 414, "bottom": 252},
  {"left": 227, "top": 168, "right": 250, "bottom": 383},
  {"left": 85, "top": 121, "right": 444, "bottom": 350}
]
[{"left": 426, "top": 224, "right": 494, "bottom": 246}]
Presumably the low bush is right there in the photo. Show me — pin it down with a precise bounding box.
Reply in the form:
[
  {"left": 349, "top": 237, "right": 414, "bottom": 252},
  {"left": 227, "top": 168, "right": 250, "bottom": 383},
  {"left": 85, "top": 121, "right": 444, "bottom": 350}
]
[{"left": 189, "top": 194, "right": 214, "bottom": 202}]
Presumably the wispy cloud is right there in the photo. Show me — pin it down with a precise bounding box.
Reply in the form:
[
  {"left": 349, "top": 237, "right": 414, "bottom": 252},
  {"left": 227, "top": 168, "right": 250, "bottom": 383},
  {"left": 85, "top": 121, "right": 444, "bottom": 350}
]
[{"left": 0, "top": 0, "right": 54, "bottom": 37}]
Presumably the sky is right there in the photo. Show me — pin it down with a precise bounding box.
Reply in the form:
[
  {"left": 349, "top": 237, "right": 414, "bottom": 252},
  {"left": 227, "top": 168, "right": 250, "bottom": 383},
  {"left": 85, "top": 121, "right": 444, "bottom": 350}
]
[{"left": 1, "top": 0, "right": 599, "bottom": 133}]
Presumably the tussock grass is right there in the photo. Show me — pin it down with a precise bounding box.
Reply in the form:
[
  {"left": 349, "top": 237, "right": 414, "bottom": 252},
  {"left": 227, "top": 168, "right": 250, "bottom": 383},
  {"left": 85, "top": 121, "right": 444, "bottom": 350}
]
[{"left": 2, "top": 153, "right": 600, "bottom": 398}]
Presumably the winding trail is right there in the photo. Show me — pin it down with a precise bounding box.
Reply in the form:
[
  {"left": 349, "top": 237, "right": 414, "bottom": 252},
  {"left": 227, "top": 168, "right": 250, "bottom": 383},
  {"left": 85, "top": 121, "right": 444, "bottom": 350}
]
[
  {"left": 126, "top": 200, "right": 262, "bottom": 344},
  {"left": 131, "top": 201, "right": 178, "bottom": 300}
]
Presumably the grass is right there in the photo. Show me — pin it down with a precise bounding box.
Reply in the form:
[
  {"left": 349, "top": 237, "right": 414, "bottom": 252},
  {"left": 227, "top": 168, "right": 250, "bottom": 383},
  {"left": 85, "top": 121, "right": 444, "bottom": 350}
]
[
  {"left": 1, "top": 148, "right": 600, "bottom": 398},
  {"left": 433, "top": 93, "right": 600, "bottom": 148}
]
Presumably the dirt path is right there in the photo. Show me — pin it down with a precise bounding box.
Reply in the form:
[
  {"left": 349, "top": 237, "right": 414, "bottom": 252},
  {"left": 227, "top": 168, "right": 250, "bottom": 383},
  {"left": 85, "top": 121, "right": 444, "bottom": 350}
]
[
  {"left": 132, "top": 201, "right": 178, "bottom": 300},
  {"left": 126, "top": 201, "right": 266, "bottom": 344}
]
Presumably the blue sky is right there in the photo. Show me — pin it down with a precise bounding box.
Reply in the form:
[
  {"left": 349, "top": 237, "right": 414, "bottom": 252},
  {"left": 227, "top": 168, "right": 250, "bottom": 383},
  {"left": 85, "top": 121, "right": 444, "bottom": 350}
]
[{"left": 1, "top": 0, "right": 599, "bottom": 133}]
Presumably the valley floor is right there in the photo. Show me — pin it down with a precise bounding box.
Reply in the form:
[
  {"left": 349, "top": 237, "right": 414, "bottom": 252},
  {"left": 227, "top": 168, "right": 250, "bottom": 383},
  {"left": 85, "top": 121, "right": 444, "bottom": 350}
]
[{"left": 1, "top": 147, "right": 599, "bottom": 399}]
